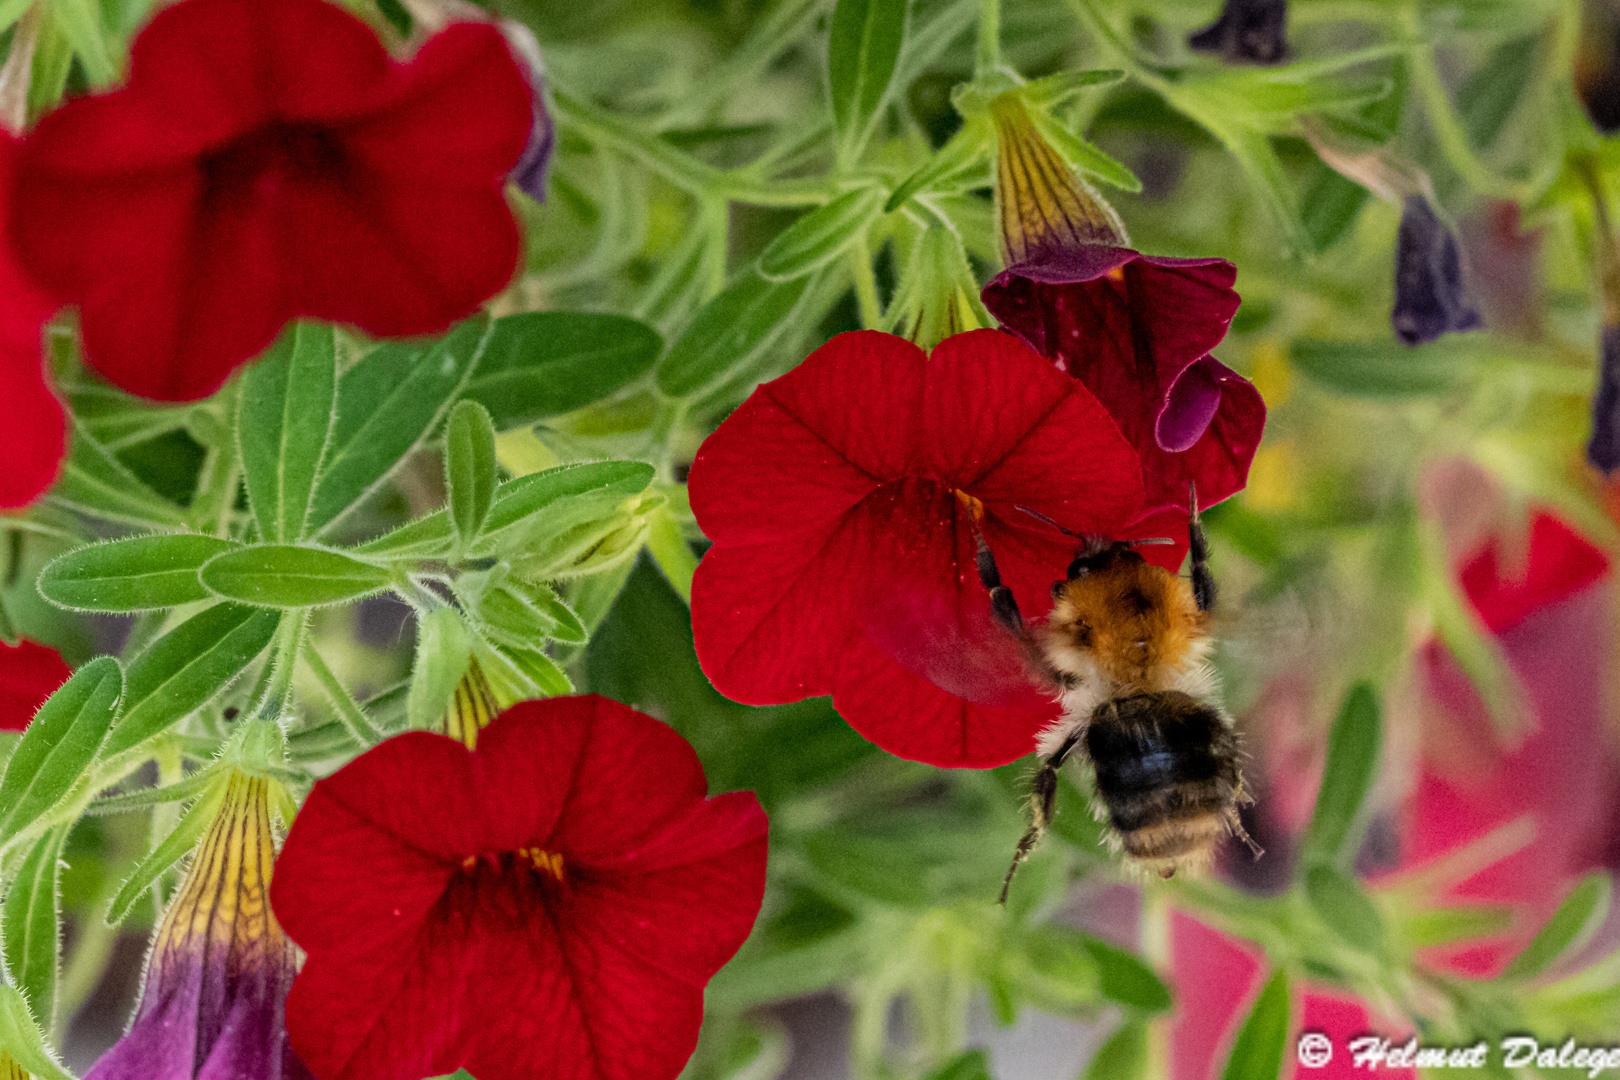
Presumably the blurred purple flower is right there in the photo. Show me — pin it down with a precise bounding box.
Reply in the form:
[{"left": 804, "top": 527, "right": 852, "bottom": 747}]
[
  {"left": 1392, "top": 195, "right": 1481, "bottom": 345},
  {"left": 501, "top": 21, "right": 554, "bottom": 202},
  {"left": 1188, "top": 0, "right": 1288, "bottom": 65}
]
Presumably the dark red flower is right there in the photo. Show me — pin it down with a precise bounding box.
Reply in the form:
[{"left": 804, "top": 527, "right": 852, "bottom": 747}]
[
  {"left": 980, "top": 94, "right": 1264, "bottom": 515},
  {"left": 272, "top": 695, "right": 768, "bottom": 1080},
  {"left": 688, "top": 329, "right": 1149, "bottom": 769},
  {"left": 9, "top": 0, "right": 531, "bottom": 402},
  {"left": 0, "top": 638, "right": 71, "bottom": 730},
  {"left": 0, "top": 133, "right": 65, "bottom": 510}
]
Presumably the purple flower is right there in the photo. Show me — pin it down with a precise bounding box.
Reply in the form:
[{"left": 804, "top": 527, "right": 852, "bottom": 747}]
[
  {"left": 87, "top": 770, "right": 312, "bottom": 1080},
  {"left": 1188, "top": 0, "right": 1288, "bottom": 64},
  {"left": 1392, "top": 195, "right": 1481, "bottom": 346},
  {"left": 501, "top": 21, "right": 555, "bottom": 203},
  {"left": 1588, "top": 326, "right": 1620, "bottom": 475}
]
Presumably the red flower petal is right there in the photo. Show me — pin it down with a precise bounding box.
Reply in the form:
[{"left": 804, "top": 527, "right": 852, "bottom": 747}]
[
  {"left": 10, "top": 0, "right": 530, "bottom": 403},
  {"left": 1458, "top": 511, "right": 1610, "bottom": 634},
  {"left": 981, "top": 248, "right": 1264, "bottom": 512},
  {"left": 0, "top": 640, "right": 72, "bottom": 731},
  {"left": 273, "top": 696, "right": 767, "bottom": 1080},
  {"left": 0, "top": 133, "right": 63, "bottom": 509},
  {"left": 689, "top": 329, "right": 1146, "bottom": 768}
]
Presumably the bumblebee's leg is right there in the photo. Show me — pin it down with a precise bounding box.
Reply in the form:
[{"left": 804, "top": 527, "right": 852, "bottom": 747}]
[
  {"left": 975, "top": 534, "right": 1024, "bottom": 633},
  {"left": 1189, "top": 483, "right": 1216, "bottom": 613},
  {"left": 999, "top": 727, "right": 1085, "bottom": 905}
]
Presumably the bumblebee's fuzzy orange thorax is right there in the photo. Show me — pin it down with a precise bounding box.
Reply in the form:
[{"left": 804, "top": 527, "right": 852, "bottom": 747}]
[{"left": 1044, "top": 558, "right": 1205, "bottom": 692}]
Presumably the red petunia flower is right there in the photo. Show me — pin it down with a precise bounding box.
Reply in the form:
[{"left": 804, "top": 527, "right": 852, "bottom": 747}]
[
  {"left": 271, "top": 695, "right": 768, "bottom": 1080},
  {"left": 0, "top": 133, "right": 65, "bottom": 510},
  {"left": 688, "top": 329, "right": 1148, "bottom": 769},
  {"left": 979, "top": 93, "right": 1265, "bottom": 514},
  {"left": 0, "top": 638, "right": 71, "bottom": 730},
  {"left": 9, "top": 0, "right": 531, "bottom": 402}
]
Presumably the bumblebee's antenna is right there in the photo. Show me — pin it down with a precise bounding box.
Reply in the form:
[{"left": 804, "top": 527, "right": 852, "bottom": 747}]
[
  {"left": 1015, "top": 506, "right": 1175, "bottom": 547},
  {"left": 1014, "top": 505, "right": 1080, "bottom": 537}
]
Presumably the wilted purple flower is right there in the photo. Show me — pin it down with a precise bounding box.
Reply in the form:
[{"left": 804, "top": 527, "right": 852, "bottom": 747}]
[
  {"left": 1392, "top": 195, "right": 1481, "bottom": 345},
  {"left": 1188, "top": 0, "right": 1288, "bottom": 64},
  {"left": 501, "top": 20, "right": 555, "bottom": 202},
  {"left": 1588, "top": 326, "right": 1620, "bottom": 474},
  {"left": 87, "top": 769, "right": 312, "bottom": 1080}
]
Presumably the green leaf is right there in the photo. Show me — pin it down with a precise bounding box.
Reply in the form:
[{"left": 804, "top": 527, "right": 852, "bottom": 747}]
[
  {"left": 922, "top": 1050, "right": 992, "bottom": 1080},
  {"left": 1220, "top": 970, "right": 1291, "bottom": 1080},
  {"left": 1460, "top": 34, "right": 1537, "bottom": 149},
  {"left": 0, "top": 657, "right": 120, "bottom": 841},
  {"left": 1290, "top": 339, "right": 1478, "bottom": 398},
  {"left": 106, "top": 605, "right": 280, "bottom": 757},
  {"left": 199, "top": 546, "right": 392, "bottom": 608},
  {"left": 1081, "top": 933, "right": 1172, "bottom": 1013},
  {"left": 1300, "top": 682, "right": 1381, "bottom": 867},
  {"left": 1027, "top": 108, "right": 1142, "bottom": 193},
  {"left": 50, "top": 0, "right": 115, "bottom": 85},
  {"left": 239, "top": 322, "right": 337, "bottom": 544},
  {"left": 48, "top": 423, "right": 187, "bottom": 529},
  {"left": 520, "top": 582, "right": 587, "bottom": 644},
  {"left": 656, "top": 270, "right": 812, "bottom": 399},
  {"left": 1304, "top": 862, "right": 1384, "bottom": 953},
  {"left": 1085, "top": 1021, "right": 1148, "bottom": 1080},
  {"left": 3, "top": 827, "right": 65, "bottom": 1030},
  {"left": 37, "top": 534, "right": 239, "bottom": 612},
  {"left": 467, "top": 580, "right": 559, "bottom": 649},
  {"left": 445, "top": 401, "right": 498, "bottom": 549},
  {"left": 309, "top": 316, "right": 489, "bottom": 536},
  {"left": 885, "top": 116, "right": 993, "bottom": 212},
  {"left": 1499, "top": 873, "right": 1611, "bottom": 981},
  {"left": 106, "top": 776, "right": 229, "bottom": 925},
  {"left": 407, "top": 607, "right": 472, "bottom": 732},
  {"left": 498, "top": 645, "right": 573, "bottom": 697},
  {"left": 354, "top": 461, "right": 657, "bottom": 561},
  {"left": 0, "top": 982, "right": 76, "bottom": 1080},
  {"left": 1300, "top": 163, "right": 1371, "bottom": 254},
  {"left": 463, "top": 312, "right": 662, "bottom": 429},
  {"left": 1397, "top": 904, "right": 1516, "bottom": 949},
  {"left": 827, "top": 0, "right": 907, "bottom": 161},
  {"left": 759, "top": 186, "right": 885, "bottom": 281}
]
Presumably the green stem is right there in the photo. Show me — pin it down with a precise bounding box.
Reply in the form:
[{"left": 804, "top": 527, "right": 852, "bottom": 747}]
[
  {"left": 849, "top": 232, "right": 883, "bottom": 330},
  {"left": 302, "top": 643, "right": 383, "bottom": 747},
  {"left": 643, "top": 505, "right": 698, "bottom": 605},
  {"left": 975, "top": 0, "right": 1001, "bottom": 76},
  {"left": 254, "top": 613, "right": 306, "bottom": 722}
]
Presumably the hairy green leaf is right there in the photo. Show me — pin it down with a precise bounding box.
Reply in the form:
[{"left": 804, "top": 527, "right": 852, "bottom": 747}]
[
  {"left": 1301, "top": 682, "right": 1382, "bottom": 867},
  {"left": 1499, "top": 873, "right": 1611, "bottom": 981},
  {"left": 49, "top": 423, "right": 188, "bottom": 529},
  {"left": 827, "top": 0, "right": 906, "bottom": 161},
  {"left": 445, "top": 400, "right": 498, "bottom": 549},
  {"left": 199, "top": 546, "right": 392, "bottom": 608},
  {"left": 0, "top": 657, "right": 120, "bottom": 841},
  {"left": 759, "top": 186, "right": 885, "bottom": 281},
  {"left": 463, "top": 312, "right": 662, "bottom": 428},
  {"left": 0, "top": 982, "right": 75, "bottom": 1080},
  {"left": 37, "top": 534, "right": 238, "bottom": 612},
  {"left": 107, "top": 605, "right": 280, "bottom": 757},
  {"left": 240, "top": 322, "right": 337, "bottom": 543},
  {"left": 656, "top": 270, "right": 812, "bottom": 399},
  {"left": 1305, "top": 862, "right": 1384, "bottom": 953},
  {"left": 309, "top": 316, "right": 489, "bottom": 535},
  {"left": 3, "top": 826, "right": 65, "bottom": 1030},
  {"left": 106, "top": 777, "right": 229, "bottom": 925},
  {"left": 1081, "top": 933, "right": 1172, "bottom": 1013},
  {"left": 407, "top": 607, "right": 472, "bottom": 732},
  {"left": 1220, "top": 970, "right": 1290, "bottom": 1080}
]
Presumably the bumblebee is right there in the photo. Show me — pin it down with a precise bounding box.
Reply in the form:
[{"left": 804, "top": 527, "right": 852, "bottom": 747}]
[{"left": 979, "top": 496, "right": 1258, "bottom": 900}]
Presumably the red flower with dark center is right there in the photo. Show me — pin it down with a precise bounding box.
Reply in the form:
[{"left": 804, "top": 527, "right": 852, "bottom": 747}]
[
  {"left": 0, "top": 638, "right": 71, "bottom": 730},
  {"left": 0, "top": 133, "right": 65, "bottom": 510},
  {"left": 9, "top": 0, "right": 531, "bottom": 402},
  {"left": 271, "top": 695, "right": 768, "bottom": 1080},
  {"left": 979, "top": 94, "right": 1264, "bottom": 514},
  {"left": 688, "top": 329, "right": 1149, "bottom": 769}
]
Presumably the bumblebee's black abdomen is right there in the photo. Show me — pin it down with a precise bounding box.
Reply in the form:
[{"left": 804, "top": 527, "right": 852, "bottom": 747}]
[{"left": 1086, "top": 692, "right": 1241, "bottom": 861}]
